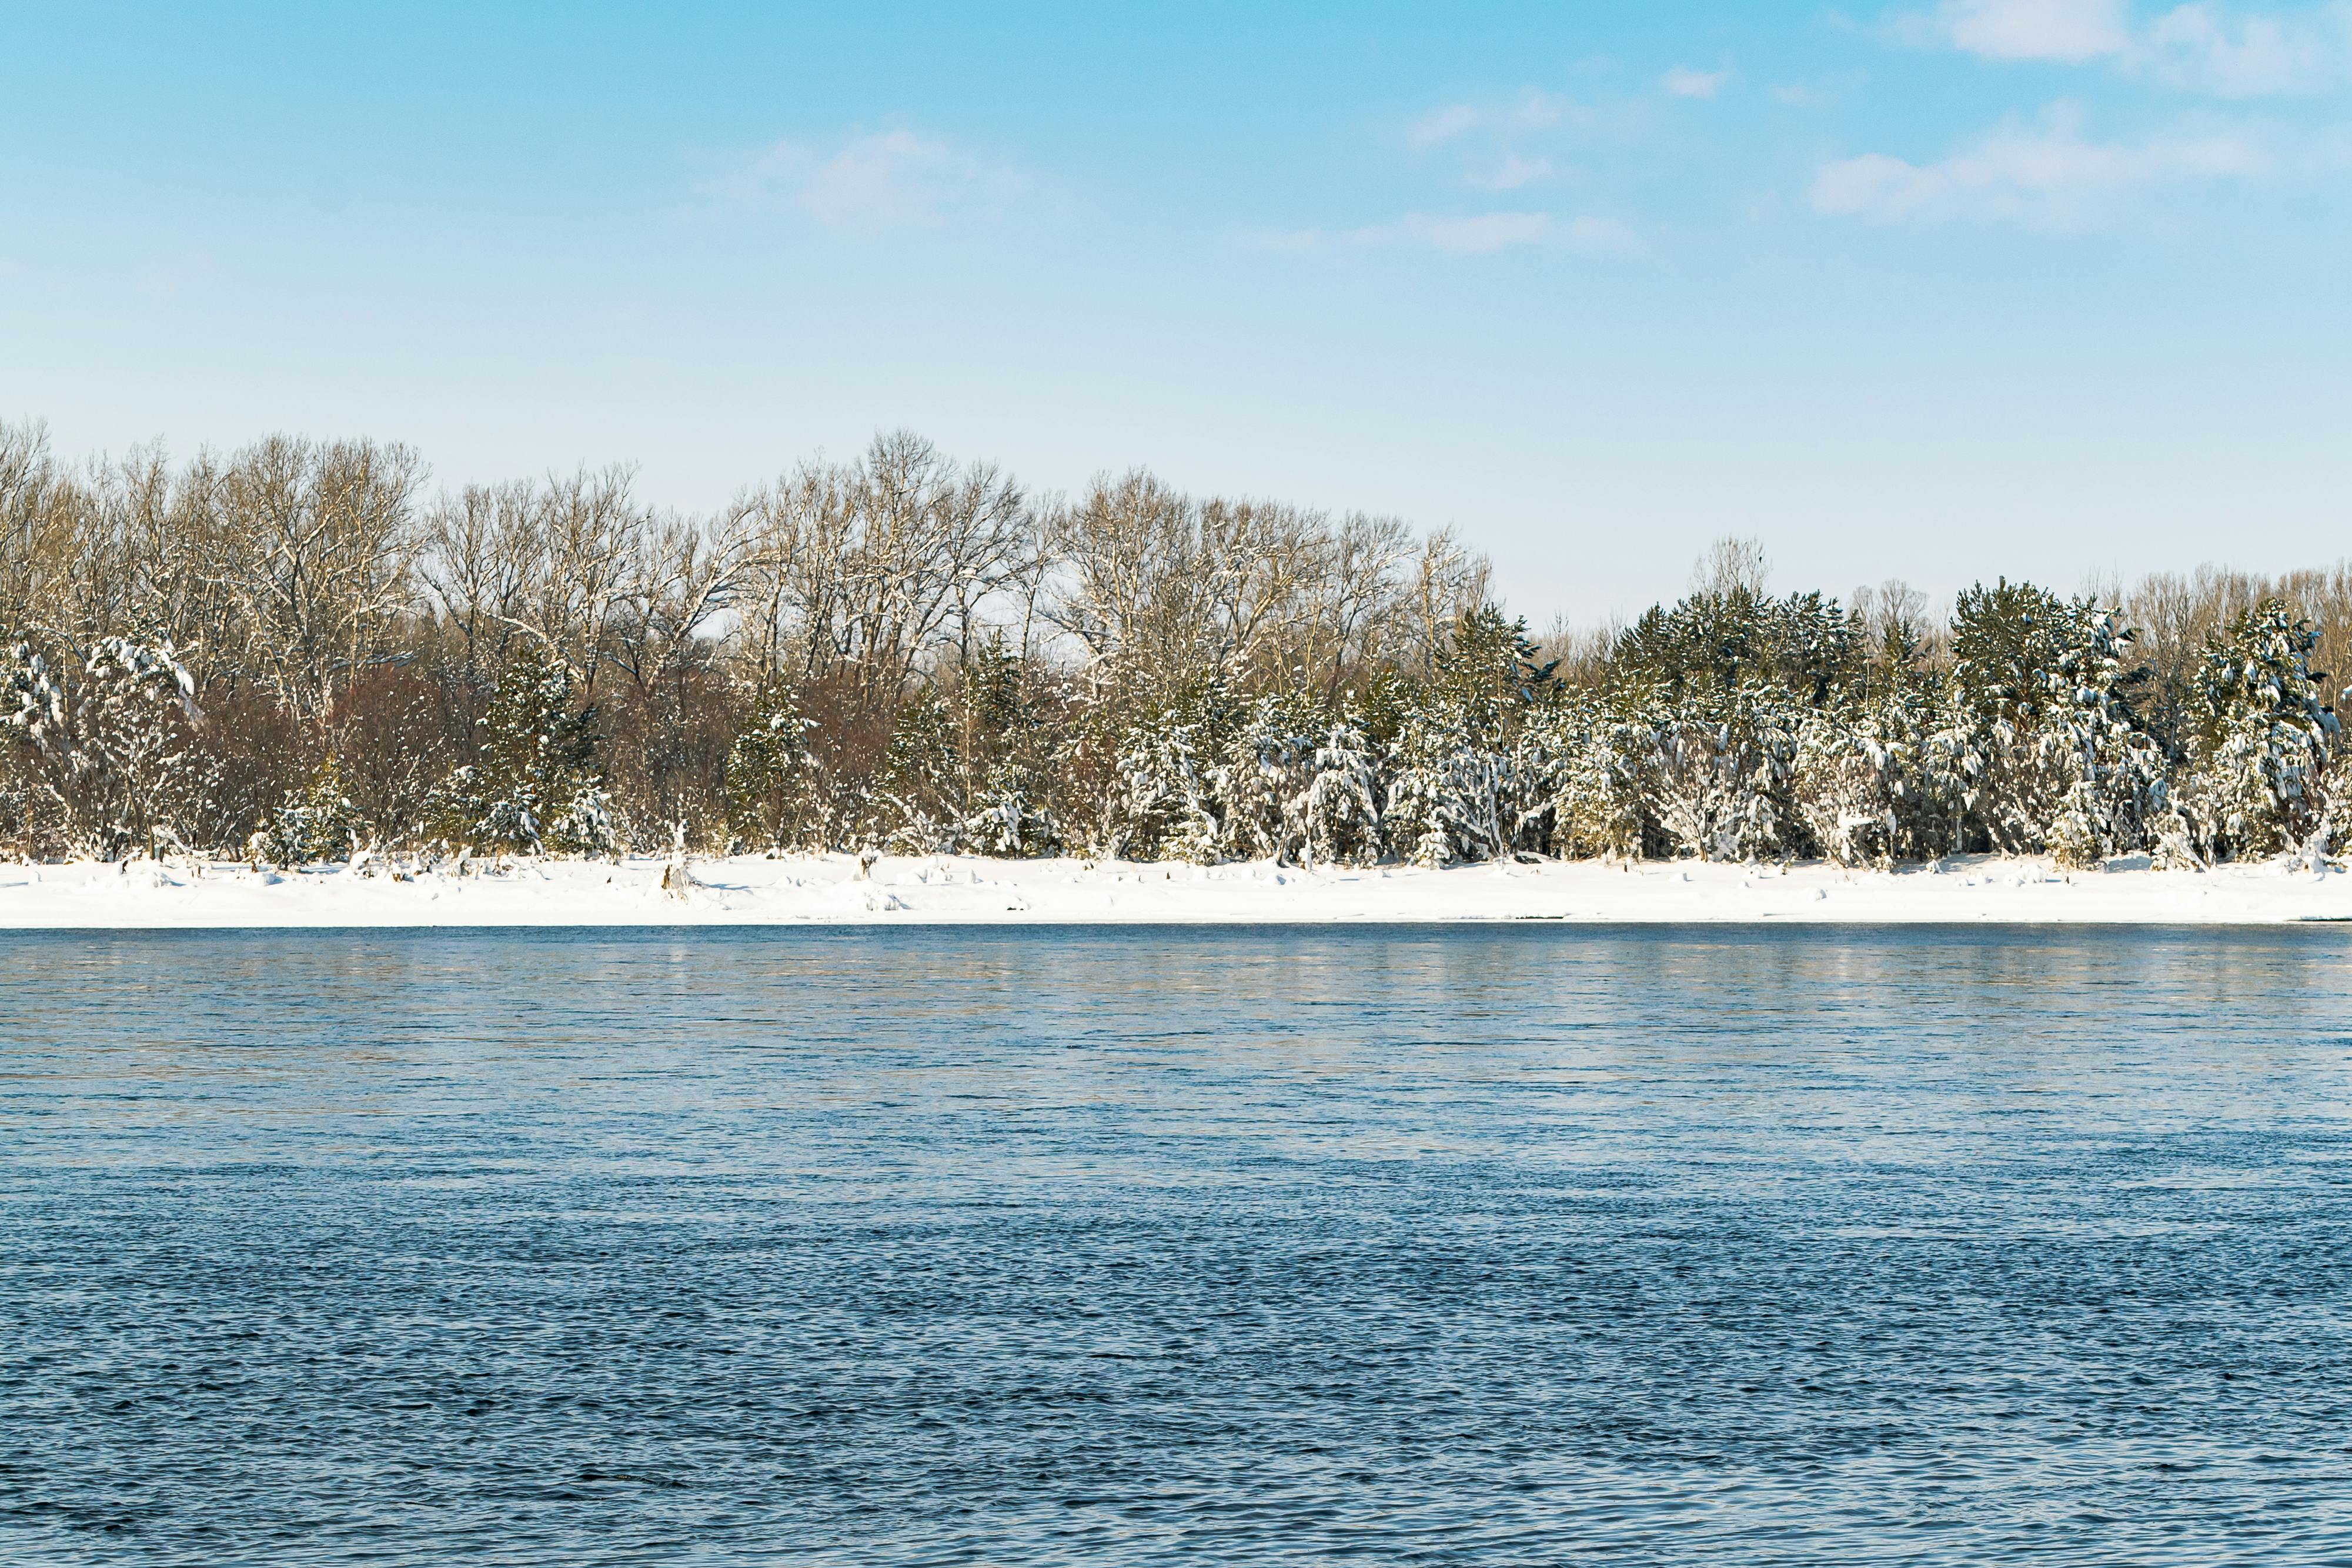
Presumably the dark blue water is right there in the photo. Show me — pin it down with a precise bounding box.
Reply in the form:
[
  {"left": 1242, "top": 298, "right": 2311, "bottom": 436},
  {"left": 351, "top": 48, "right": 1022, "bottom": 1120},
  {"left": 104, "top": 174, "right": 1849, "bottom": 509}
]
[{"left": 5, "top": 927, "right": 2352, "bottom": 1564}]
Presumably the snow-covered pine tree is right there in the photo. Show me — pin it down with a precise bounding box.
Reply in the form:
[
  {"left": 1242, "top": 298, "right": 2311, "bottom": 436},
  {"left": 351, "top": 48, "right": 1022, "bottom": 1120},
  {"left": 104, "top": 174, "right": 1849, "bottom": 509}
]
[
  {"left": 425, "top": 642, "right": 614, "bottom": 858},
  {"left": 1212, "top": 694, "right": 1318, "bottom": 863},
  {"left": 1951, "top": 583, "right": 2163, "bottom": 867},
  {"left": 1106, "top": 677, "right": 1235, "bottom": 862},
  {"left": 726, "top": 677, "right": 819, "bottom": 855},
  {"left": 948, "top": 635, "right": 1059, "bottom": 857},
  {"left": 1514, "top": 694, "right": 1645, "bottom": 861},
  {"left": 873, "top": 684, "right": 960, "bottom": 853},
  {"left": 1641, "top": 686, "right": 1802, "bottom": 862},
  {"left": 0, "top": 638, "right": 65, "bottom": 750},
  {"left": 1384, "top": 696, "right": 1511, "bottom": 866},
  {"left": 2, "top": 634, "right": 211, "bottom": 861},
  {"left": 1789, "top": 684, "right": 1969, "bottom": 868},
  {"left": 1298, "top": 719, "right": 1382, "bottom": 867},
  {"left": 960, "top": 762, "right": 1060, "bottom": 857},
  {"left": 1115, "top": 718, "right": 1221, "bottom": 862},
  {"left": 1382, "top": 606, "right": 1552, "bottom": 866},
  {"left": 2174, "top": 597, "right": 2339, "bottom": 861},
  {"left": 250, "top": 753, "right": 364, "bottom": 867},
  {"left": 1608, "top": 583, "right": 1857, "bottom": 862}
]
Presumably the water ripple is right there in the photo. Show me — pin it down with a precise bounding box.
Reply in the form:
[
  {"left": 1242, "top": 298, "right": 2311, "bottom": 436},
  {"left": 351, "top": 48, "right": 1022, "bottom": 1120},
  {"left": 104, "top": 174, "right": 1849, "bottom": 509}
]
[{"left": 2, "top": 925, "right": 2350, "bottom": 1563}]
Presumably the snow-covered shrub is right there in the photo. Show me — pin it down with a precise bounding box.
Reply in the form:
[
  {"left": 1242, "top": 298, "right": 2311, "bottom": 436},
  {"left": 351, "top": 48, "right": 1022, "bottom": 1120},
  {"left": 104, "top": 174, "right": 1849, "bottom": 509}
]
[
  {"left": 543, "top": 783, "right": 619, "bottom": 858},
  {"left": 250, "top": 754, "right": 363, "bottom": 867},
  {"left": 961, "top": 762, "right": 1059, "bottom": 857}
]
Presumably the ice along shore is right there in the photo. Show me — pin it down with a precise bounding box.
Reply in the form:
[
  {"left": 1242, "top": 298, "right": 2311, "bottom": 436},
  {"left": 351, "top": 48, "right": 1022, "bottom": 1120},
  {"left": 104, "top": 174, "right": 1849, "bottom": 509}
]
[{"left": 0, "top": 851, "right": 2347, "bottom": 928}]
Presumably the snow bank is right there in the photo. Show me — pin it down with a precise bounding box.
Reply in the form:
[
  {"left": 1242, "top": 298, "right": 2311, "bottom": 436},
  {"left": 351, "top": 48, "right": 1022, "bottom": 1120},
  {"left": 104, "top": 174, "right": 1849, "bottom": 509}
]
[{"left": 0, "top": 852, "right": 2347, "bottom": 928}]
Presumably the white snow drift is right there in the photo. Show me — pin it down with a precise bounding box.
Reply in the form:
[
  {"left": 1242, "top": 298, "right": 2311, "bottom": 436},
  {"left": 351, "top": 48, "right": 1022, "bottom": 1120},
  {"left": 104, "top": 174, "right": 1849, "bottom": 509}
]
[{"left": 0, "top": 852, "right": 2346, "bottom": 928}]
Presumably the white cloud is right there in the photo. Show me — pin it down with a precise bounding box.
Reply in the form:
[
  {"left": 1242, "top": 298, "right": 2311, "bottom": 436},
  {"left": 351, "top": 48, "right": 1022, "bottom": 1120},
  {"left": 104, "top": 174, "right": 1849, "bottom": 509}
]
[
  {"left": 1894, "top": 0, "right": 2132, "bottom": 61},
  {"left": 1812, "top": 100, "right": 2264, "bottom": 222},
  {"left": 1887, "top": 0, "right": 2351, "bottom": 92},
  {"left": 1246, "top": 212, "right": 1634, "bottom": 257},
  {"left": 1231, "top": 228, "right": 1329, "bottom": 254},
  {"left": 1406, "top": 89, "right": 1575, "bottom": 148},
  {"left": 1558, "top": 215, "right": 1642, "bottom": 250},
  {"left": 1401, "top": 212, "right": 1553, "bottom": 253},
  {"left": 699, "top": 124, "right": 1021, "bottom": 226},
  {"left": 1404, "top": 88, "right": 1604, "bottom": 189},
  {"left": 1337, "top": 212, "right": 1635, "bottom": 255},
  {"left": 2134, "top": 2, "right": 2349, "bottom": 93},
  {"left": 1661, "top": 65, "right": 1735, "bottom": 98}
]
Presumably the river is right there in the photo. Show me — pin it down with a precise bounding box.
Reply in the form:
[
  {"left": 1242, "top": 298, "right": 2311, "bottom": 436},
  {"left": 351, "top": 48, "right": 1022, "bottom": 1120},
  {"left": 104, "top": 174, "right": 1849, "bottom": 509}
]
[{"left": 4, "top": 926, "right": 2348, "bottom": 1563}]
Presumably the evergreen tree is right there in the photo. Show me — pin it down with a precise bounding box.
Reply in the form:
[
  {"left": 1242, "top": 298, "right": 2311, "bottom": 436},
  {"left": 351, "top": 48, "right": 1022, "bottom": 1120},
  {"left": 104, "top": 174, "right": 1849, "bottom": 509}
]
[
  {"left": 425, "top": 643, "right": 615, "bottom": 857},
  {"left": 1, "top": 634, "right": 210, "bottom": 860},
  {"left": 1213, "top": 694, "right": 1318, "bottom": 863},
  {"left": 1298, "top": 720, "right": 1382, "bottom": 867},
  {"left": 1641, "top": 687, "right": 1803, "bottom": 862},
  {"left": 250, "top": 754, "right": 364, "bottom": 867},
  {"left": 726, "top": 677, "right": 818, "bottom": 854},
  {"left": 962, "top": 763, "right": 1060, "bottom": 857},
  {"left": 937, "top": 639, "right": 1063, "bottom": 858},
  {"left": 1615, "top": 587, "right": 1859, "bottom": 708},
  {"left": 1790, "top": 692, "right": 1967, "bottom": 868},
  {"left": 2174, "top": 598, "right": 2339, "bottom": 860},
  {"left": 1952, "top": 583, "right": 2163, "bottom": 865},
  {"left": 1385, "top": 699, "right": 1509, "bottom": 866},
  {"left": 1515, "top": 696, "right": 1645, "bottom": 861},
  {"left": 1382, "top": 607, "right": 1551, "bottom": 865},
  {"left": 1108, "top": 677, "right": 1234, "bottom": 862},
  {"left": 873, "top": 685, "right": 960, "bottom": 852}
]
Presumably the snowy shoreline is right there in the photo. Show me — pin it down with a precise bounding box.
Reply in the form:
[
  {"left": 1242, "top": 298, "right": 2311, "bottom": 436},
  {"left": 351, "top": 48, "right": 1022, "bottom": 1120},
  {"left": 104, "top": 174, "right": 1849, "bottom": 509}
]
[{"left": 0, "top": 851, "right": 2347, "bottom": 928}]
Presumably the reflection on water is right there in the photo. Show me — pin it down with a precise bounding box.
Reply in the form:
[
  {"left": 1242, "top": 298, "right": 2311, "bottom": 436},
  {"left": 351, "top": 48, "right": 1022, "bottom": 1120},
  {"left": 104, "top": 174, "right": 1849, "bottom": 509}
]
[{"left": 4, "top": 927, "right": 2351, "bottom": 1564}]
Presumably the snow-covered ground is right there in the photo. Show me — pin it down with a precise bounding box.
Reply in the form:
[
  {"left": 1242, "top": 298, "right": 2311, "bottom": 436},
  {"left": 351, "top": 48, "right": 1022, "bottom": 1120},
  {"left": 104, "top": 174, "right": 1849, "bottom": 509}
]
[{"left": 0, "top": 852, "right": 2347, "bottom": 927}]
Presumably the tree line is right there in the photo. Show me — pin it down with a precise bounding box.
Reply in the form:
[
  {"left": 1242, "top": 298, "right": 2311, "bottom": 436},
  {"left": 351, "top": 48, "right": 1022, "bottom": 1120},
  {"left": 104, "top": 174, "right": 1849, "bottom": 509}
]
[{"left": 0, "top": 418, "right": 2341, "bottom": 870}]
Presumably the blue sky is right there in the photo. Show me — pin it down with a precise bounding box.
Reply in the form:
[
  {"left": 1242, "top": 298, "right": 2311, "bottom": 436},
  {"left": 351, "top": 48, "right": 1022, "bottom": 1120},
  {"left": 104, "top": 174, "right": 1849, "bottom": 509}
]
[{"left": 2, "top": 0, "right": 2347, "bottom": 621}]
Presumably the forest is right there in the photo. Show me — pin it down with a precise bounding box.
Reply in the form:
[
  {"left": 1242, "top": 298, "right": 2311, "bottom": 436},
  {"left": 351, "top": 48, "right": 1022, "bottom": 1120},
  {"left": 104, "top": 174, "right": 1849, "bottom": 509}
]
[{"left": 0, "top": 418, "right": 2341, "bottom": 871}]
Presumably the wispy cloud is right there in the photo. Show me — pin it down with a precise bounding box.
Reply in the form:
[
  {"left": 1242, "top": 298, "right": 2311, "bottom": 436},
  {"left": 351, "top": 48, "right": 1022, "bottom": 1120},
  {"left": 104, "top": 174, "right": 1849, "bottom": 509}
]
[
  {"left": 1242, "top": 212, "right": 1634, "bottom": 257},
  {"left": 1404, "top": 88, "right": 1605, "bottom": 189},
  {"left": 697, "top": 123, "right": 1022, "bottom": 226},
  {"left": 1886, "top": 0, "right": 2352, "bottom": 92},
  {"left": 1371, "top": 212, "right": 1556, "bottom": 253},
  {"left": 1890, "top": 0, "right": 2132, "bottom": 62},
  {"left": 1812, "top": 99, "right": 2264, "bottom": 222},
  {"left": 1661, "top": 65, "right": 1735, "bottom": 98},
  {"left": 1231, "top": 228, "right": 1328, "bottom": 254},
  {"left": 1406, "top": 89, "right": 1576, "bottom": 148},
  {"left": 2134, "top": 2, "right": 2351, "bottom": 92}
]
